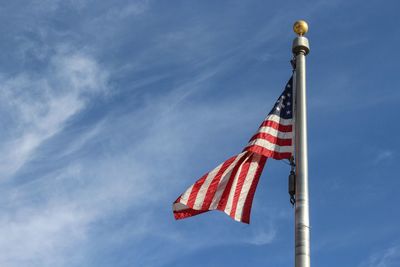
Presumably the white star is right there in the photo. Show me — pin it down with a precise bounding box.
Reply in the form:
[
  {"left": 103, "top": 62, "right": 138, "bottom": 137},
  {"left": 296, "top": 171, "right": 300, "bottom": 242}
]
[
  {"left": 276, "top": 107, "right": 280, "bottom": 111},
  {"left": 287, "top": 93, "right": 291, "bottom": 97},
  {"left": 287, "top": 84, "right": 291, "bottom": 88},
  {"left": 287, "top": 110, "right": 291, "bottom": 114},
  {"left": 281, "top": 95, "right": 286, "bottom": 99},
  {"left": 286, "top": 102, "right": 291, "bottom": 106}
]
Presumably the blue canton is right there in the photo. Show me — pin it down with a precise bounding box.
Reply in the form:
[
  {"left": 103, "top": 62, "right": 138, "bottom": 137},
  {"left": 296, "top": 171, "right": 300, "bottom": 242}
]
[{"left": 268, "top": 77, "right": 293, "bottom": 120}]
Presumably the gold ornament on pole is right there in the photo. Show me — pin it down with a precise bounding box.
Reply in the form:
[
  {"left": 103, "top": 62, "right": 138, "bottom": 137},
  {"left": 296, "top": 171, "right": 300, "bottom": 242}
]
[{"left": 293, "top": 20, "right": 309, "bottom": 36}]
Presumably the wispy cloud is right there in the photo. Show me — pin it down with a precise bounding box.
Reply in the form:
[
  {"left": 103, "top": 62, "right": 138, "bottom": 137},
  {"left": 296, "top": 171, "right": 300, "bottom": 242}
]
[
  {"left": 244, "top": 223, "right": 277, "bottom": 245},
  {"left": 373, "top": 150, "right": 395, "bottom": 164},
  {"left": 0, "top": 199, "right": 91, "bottom": 266},
  {"left": 360, "top": 245, "right": 400, "bottom": 267},
  {"left": 0, "top": 49, "right": 109, "bottom": 179},
  {"left": 106, "top": 0, "right": 150, "bottom": 18}
]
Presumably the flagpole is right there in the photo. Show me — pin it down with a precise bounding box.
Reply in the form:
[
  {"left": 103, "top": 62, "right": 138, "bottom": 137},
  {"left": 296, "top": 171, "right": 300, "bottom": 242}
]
[{"left": 292, "top": 20, "right": 311, "bottom": 267}]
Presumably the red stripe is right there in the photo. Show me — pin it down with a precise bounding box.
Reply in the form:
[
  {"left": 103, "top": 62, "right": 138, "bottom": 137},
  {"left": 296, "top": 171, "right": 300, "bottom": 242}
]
[
  {"left": 259, "top": 120, "right": 292, "bottom": 132},
  {"left": 245, "top": 144, "right": 292, "bottom": 160},
  {"left": 229, "top": 154, "right": 254, "bottom": 218},
  {"left": 249, "top": 132, "right": 292, "bottom": 146},
  {"left": 173, "top": 208, "right": 208, "bottom": 220},
  {"left": 186, "top": 173, "right": 209, "bottom": 208},
  {"left": 216, "top": 153, "right": 249, "bottom": 211},
  {"left": 241, "top": 156, "right": 267, "bottom": 224},
  {"left": 200, "top": 155, "right": 238, "bottom": 210}
]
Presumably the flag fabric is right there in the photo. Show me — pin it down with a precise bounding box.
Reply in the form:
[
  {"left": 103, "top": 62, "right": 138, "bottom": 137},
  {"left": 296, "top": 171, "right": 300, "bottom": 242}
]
[
  {"left": 173, "top": 77, "right": 294, "bottom": 223},
  {"left": 244, "top": 77, "right": 294, "bottom": 159}
]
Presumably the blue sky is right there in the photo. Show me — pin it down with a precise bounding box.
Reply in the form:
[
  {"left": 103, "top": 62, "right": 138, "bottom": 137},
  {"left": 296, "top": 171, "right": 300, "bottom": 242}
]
[{"left": 0, "top": 0, "right": 399, "bottom": 266}]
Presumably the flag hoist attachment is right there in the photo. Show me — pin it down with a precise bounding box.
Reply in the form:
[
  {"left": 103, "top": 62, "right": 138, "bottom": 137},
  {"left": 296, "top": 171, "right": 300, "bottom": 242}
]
[
  {"left": 292, "top": 20, "right": 311, "bottom": 267},
  {"left": 288, "top": 156, "right": 296, "bottom": 206}
]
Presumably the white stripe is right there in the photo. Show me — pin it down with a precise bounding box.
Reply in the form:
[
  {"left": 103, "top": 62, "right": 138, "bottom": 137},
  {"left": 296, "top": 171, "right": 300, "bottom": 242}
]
[
  {"left": 263, "top": 114, "right": 292, "bottom": 126},
  {"left": 173, "top": 202, "right": 188, "bottom": 211},
  {"left": 223, "top": 156, "right": 249, "bottom": 216},
  {"left": 209, "top": 152, "right": 247, "bottom": 210},
  {"left": 234, "top": 154, "right": 262, "bottom": 221},
  {"left": 257, "top": 126, "right": 293, "bottom": 139},
  {"left": 246, "top": 138, "right": 293, "bottom": 153},
  {"left": 193, "top": 163, "right": 223, "bottom": 209},
  {"left": 179, "top": 185, "right": 193, "bottom": 205}
]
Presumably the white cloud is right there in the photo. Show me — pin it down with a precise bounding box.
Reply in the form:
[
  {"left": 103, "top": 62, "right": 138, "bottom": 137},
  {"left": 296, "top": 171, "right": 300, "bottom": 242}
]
[
  {"left": 0, "top": 201, "right": 91, "bottom": 267},
  {"left": 361, "top": 245, "right": 400, "bottom": 267},
  {"left": 244, "top": 225, "right": 277, "bottom": 245},
  {"left": 374, "top": 150, "right": 395, "bottom": 164},
  {"left": 107, "top": 0, "right": 150, "bottom": 18},
  {"left": 0, "top": 47, "right": 111, "bottom": 267},
  {"left": 0, "top": 49, "right": 109, "bottom": 179}
]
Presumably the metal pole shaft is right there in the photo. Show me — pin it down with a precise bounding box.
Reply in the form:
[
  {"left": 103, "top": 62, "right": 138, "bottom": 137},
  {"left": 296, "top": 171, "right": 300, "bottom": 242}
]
[{"left": 292, "top": 34, "right": 310, "bottom": 267}]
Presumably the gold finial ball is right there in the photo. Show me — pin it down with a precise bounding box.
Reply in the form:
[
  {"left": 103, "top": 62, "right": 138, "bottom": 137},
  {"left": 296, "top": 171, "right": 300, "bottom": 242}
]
[{"left": 293, "top": 20, "right": 309, "bottom": 36}]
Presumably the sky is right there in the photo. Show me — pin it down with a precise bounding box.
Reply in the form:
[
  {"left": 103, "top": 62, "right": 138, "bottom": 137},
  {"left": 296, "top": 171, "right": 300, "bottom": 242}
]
[{"left": 0, "top": 0, "right": 399, "bottom": 266}]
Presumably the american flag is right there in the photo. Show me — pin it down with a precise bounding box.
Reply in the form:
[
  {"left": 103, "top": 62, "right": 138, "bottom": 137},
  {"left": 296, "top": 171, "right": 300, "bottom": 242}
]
[{"left": 173, "top": 77, "right": 294, "bottom": 223}]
